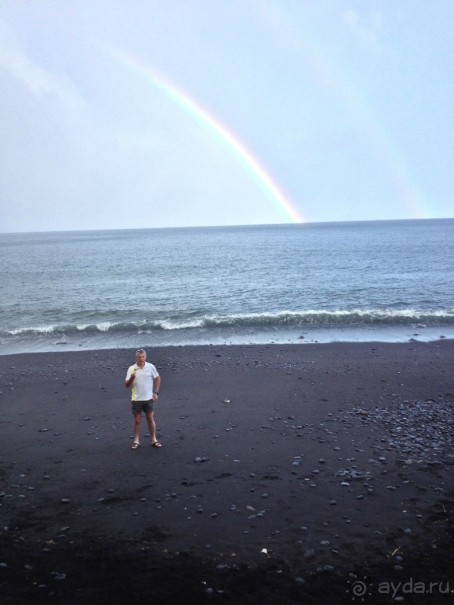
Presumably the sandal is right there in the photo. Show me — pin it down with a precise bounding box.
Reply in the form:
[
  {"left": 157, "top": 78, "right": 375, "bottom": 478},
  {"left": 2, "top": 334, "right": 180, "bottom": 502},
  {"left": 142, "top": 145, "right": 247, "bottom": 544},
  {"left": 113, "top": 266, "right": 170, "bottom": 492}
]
[
  {"left": 152, "top": 441, "right": 162, "bottom": 448},
  {"left": 131, "top": 442, "right": 139, "bottom": 450}
]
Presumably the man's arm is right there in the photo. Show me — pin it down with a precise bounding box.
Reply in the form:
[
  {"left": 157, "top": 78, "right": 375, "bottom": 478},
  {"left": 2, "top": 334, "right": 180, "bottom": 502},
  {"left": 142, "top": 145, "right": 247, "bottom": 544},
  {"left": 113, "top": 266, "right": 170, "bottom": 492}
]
[
  {"left": 125, "top": 369, "right": 136, "bottom": 388},
  {"left": 152, "top": 375, "right": 161, "bottom": 400}
]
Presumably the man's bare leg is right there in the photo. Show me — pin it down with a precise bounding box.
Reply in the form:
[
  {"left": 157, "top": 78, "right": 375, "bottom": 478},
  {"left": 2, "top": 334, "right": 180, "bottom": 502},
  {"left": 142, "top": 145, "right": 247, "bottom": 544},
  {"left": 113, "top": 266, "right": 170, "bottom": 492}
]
[
  {"left": 146, "top": 411, "right": 161, "bottom": 447},
  {"left": 132, "top": 413, "right": 141, "bottom": 448}
]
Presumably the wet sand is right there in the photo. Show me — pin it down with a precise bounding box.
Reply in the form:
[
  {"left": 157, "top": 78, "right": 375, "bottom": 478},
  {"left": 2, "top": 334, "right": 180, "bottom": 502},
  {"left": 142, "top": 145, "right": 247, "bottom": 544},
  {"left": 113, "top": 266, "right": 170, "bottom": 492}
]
[{"left": 0, "top": 341, "right": 453, "bottom": 604}]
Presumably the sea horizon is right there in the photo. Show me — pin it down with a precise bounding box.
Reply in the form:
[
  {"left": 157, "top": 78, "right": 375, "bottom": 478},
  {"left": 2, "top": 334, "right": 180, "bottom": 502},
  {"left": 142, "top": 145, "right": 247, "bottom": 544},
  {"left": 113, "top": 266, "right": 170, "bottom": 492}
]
[{"left": 1, "top": 216, "right": 452, "bottom": 237}]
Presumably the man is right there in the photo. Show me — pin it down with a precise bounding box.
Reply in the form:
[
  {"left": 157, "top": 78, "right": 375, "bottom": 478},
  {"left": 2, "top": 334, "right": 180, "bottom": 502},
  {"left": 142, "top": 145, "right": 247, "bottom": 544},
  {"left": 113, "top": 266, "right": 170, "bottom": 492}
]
[{"left": 125, "top": 349, "right": 162, "bottom": 449}]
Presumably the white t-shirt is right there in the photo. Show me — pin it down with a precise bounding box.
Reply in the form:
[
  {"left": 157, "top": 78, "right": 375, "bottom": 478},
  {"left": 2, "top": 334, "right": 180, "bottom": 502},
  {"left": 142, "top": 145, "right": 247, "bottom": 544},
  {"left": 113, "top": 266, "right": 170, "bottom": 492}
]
[{"left": 126, "top": 361, "right": 159, "bottom": 401}]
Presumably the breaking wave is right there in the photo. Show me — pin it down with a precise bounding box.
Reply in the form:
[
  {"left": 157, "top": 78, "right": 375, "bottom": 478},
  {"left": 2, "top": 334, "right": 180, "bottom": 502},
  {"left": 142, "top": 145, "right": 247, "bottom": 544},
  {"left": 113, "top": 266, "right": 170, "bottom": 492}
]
[{"left": 3, "top": 308, "right": 454, "bottom": 338}]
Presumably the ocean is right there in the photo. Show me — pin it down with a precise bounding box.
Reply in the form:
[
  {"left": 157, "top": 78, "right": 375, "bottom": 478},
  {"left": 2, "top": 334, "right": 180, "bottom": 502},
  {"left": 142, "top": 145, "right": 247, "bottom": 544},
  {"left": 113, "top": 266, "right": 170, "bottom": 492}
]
[{"left": 1, "top": 219, "right": 453, "bottom": 354}]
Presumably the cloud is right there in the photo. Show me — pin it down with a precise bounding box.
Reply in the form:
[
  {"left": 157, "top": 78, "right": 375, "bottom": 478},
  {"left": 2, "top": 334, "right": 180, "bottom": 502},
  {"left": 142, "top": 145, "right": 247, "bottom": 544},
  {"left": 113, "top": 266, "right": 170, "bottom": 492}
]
[
  {"left": 247, "top": 0, "right": 304, "bottom": 53},
  {"left": 0, "top": 21, "right": 86, "bottom": 118},
  {"left": 343, "top": 9, "right": 389, "bottom": 57}
]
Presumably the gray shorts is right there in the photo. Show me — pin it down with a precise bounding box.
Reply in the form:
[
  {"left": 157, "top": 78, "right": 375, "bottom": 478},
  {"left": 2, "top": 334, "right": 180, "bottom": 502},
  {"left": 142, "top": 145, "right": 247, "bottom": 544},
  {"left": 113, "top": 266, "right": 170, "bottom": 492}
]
[{"left": 131, "top": 400, "right": 154, "bottom": 415}]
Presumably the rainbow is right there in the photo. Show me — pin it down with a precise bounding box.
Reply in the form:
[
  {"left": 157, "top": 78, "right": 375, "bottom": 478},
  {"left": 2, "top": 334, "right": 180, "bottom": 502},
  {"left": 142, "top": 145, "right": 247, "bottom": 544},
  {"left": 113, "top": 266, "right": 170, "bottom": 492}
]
[
  {"left": 259, "top": 6, "right": 428, "bottom": 220},
  {"left": 103, "top": 44, "right": 304, "bottom": 224}
]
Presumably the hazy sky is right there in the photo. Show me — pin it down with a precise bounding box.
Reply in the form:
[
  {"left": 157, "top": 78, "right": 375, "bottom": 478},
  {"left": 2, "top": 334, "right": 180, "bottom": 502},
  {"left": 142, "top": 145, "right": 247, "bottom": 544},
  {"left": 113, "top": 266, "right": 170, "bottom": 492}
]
[{"left": 1, "top": 1, "right": 453, "bottom": 232}]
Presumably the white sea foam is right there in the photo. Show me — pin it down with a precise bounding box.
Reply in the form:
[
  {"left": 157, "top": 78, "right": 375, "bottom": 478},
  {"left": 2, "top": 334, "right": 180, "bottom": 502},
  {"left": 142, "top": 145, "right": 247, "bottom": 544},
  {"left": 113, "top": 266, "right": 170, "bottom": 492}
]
[{"left": 3, "top": 308, "right": 454, "bottom": 339}]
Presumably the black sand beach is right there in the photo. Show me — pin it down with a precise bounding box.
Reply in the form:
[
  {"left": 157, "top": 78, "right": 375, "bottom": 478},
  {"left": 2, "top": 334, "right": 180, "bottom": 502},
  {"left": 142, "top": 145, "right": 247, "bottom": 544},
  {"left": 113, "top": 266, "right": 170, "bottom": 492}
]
[{"left": 0, "top": 341, "right": 453, "bottom": 604}]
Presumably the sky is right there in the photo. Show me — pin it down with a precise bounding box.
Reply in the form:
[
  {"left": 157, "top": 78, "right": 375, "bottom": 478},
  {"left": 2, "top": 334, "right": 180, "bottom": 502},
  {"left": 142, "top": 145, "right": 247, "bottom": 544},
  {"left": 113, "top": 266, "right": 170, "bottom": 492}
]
[{"left": 1, "top": 0, "right": 453, "bottom": 232}]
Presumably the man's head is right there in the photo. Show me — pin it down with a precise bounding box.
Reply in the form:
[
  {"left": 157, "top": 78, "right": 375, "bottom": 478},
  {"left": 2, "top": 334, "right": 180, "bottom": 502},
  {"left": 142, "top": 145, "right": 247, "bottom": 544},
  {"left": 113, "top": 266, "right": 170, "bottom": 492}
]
[{"left": 136, "top": 349, "right": 146, "bottom": 366}]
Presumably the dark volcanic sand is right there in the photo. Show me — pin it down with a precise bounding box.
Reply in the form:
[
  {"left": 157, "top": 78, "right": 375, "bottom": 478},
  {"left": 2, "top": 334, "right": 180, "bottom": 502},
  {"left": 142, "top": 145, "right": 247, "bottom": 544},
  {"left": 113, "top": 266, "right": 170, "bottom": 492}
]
[{"left": 0, "top": 341, "right": 453, "bottom": 604}]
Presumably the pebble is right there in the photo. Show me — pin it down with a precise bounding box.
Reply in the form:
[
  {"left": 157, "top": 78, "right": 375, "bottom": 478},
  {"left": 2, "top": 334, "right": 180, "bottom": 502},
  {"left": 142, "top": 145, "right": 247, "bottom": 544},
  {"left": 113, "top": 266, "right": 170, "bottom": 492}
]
[
  {"left": 349, "top": 398, "right": 453, "bottom": 466},
  {"left": 216, "top": 564, "right": 228, "bottom": 571},
  {"left": 336, "top": 468, "right": 371, "bottom": 481},
  {"left": 323, "top": 565, "right": 335, "bottom": 572}
]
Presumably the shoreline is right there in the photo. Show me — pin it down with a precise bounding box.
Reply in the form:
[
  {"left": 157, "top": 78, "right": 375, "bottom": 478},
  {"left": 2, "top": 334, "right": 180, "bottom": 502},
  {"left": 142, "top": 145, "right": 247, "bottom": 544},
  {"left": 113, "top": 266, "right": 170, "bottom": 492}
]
[
  {"left": 1, "top": 323, "right": 453, "bottom": 357},
  {"left": 1, "top": 341, "right": 453, "bottom": 603}
]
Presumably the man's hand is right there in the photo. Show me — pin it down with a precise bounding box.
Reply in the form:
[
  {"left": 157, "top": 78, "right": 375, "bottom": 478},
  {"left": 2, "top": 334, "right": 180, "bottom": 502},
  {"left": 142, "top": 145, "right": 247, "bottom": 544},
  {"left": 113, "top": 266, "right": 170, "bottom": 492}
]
[{"left": 125, "top": 369, "right": 136, "bottom": 388}]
